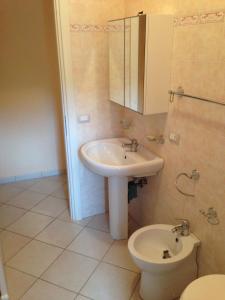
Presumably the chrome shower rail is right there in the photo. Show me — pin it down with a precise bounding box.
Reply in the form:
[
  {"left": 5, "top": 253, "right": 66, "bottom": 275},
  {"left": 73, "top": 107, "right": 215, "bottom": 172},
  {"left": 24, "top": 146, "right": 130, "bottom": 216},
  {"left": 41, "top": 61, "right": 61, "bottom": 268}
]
[{"left": 169, "top": 87, "right": 225, "bottom": 107}]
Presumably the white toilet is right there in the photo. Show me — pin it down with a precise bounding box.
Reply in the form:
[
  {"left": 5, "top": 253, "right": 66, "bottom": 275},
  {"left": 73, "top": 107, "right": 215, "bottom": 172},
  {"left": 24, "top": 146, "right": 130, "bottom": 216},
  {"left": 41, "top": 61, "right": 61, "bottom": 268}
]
[
  {"left": 180, "top": 274, "right": 225, "bottom": 299},
  {"left": 128, "top": 224, "right": 200, "bottom": 300}
]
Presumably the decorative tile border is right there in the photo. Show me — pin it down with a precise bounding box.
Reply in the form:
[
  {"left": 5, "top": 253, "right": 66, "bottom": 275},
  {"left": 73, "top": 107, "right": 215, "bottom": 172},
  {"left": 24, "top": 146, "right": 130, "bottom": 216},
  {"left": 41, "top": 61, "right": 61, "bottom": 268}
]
[
  {"left": 174, "top": 10, "right": 225, "bottom": 26},
  {"left": 71, "top": 10, "right": 225, "bottom": 31},
  {"left": 70, "top": 24, "right": 125, "bottom": 32},
  {"left": 175, "top": 15, "right": 199, "bottom": 26},
  {"left": 200, "top": 11, "right": 224, "bottom": 24}
]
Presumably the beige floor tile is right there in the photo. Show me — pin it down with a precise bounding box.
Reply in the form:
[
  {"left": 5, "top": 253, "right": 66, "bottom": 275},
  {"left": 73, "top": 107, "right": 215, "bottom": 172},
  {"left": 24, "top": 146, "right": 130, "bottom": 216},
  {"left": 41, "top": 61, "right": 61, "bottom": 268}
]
[
  {"left": 5, "top": 267, "right": 36, "bottom": 300},
  {"left": 103, "top": 240, "right": 139, "bottom": 272},
  {"left": 76, "top": 295, "right": 91, "bottom": 300},
  {"left": 8, "top": 212, "right": 53, "bottom": 238},
  {"left": 29, "top": 179, "right": 63, "bottom": 194},
  {"left": 51, "top": 184, "right": 68, "bottom": 199},
  {"left": 0, "top": 231, "right": 30, "bottom": 262},
  {"left": 42, "top": 250, "right": 98, "bottom": 292},
  {"left": 21, "top": 280, "right": 76, "bottom": 300},
  {"left": 10, "top": 180, "right": 37, "bottom": 189},
  {"left": 7, "top": 240, "right": 63, "bottom": 277},
  {"left": 57, "top": 209, "right": 73, "bottom": 223},
  {"left": 58, "top": 209, "right": 93, "bottom": 226},
  {"left": 0, "top": 185, "right": 24, "bottom": 203},
  {"left": 36, "top": 219, "right": 83, "bottom": 248},
  {"left": 87, "top": 214, "right": 109, "bottom": 233},
  {"left": 0, "top": 205, "right": 26, "bottom": 228},
  {"left": 45, "top": 174, "right": 67, "bottom": 184},
  {"left": 81, "top": 262, "right": 138, "bottom": 300},
  {"left": 7, "top": 190, "right": 47, "bottom": 209},
  {"left": 68, "top": 228, "right": 113, "bottom": 260},
  {"left": 31, "top": 196, "right": 68, "bottom": 217}
]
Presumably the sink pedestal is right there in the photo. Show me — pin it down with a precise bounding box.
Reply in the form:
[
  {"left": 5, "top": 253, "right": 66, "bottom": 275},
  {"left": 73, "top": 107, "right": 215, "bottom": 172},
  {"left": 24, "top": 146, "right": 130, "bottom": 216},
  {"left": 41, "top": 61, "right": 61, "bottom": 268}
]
[
  {"left": 108, "top": 176, "right": 128, "bottom": 239},
  {"left": 80, "top": 138, "right": 164, "bottom": 240}
]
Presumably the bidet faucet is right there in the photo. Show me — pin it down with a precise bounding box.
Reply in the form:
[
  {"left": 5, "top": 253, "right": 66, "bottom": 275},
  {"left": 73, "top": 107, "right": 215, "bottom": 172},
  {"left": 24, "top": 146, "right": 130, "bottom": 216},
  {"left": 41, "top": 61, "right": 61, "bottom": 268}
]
[
  {"left": 171, "top": 219, "right": 190, "bottom": 236},
  {"left": 122, "top": 138, "right": 139, "bottom": 152}
]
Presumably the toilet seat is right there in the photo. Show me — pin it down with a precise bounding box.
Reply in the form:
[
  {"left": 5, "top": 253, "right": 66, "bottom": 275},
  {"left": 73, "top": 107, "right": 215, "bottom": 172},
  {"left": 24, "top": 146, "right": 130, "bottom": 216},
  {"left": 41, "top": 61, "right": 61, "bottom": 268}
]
[{"left": 180, "top": 274, "right": 225, "bottom": 300}]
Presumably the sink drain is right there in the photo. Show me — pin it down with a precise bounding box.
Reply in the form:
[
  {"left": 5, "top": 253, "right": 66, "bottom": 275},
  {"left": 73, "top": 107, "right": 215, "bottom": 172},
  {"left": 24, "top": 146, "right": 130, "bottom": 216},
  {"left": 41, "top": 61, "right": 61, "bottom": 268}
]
[{"left": 162, "top": 250, "right": 171, "bottom": 259}]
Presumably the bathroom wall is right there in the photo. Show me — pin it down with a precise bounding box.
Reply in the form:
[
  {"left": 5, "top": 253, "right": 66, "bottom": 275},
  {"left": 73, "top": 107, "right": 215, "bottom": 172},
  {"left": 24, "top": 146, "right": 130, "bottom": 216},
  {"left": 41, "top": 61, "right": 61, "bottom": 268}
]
[
  {"left": 69, "top": 0, "right": 125, "bottom": 217},
  {"left": 0, "top": 0, "right": 66, "bottom": 181},
  {"left": 124, "top": 0, "right": 225, "bottom": 275}
]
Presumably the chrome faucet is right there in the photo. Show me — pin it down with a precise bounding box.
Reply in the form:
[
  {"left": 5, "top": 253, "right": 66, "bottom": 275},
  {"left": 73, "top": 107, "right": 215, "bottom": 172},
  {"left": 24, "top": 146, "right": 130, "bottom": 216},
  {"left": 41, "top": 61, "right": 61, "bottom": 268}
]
[
  {"left": 122, "top": 138, "right": 139, "bottom": 152},
  {"left": 171, "top": 219, "right": 190, "bottom": 236}
]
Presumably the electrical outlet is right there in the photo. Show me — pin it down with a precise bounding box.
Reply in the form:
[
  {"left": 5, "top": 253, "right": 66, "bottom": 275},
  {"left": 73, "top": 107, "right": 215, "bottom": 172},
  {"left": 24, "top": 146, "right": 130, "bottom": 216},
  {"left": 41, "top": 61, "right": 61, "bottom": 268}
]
[{"left": 78, "top": 114, "right": 90, "bottom": 123}]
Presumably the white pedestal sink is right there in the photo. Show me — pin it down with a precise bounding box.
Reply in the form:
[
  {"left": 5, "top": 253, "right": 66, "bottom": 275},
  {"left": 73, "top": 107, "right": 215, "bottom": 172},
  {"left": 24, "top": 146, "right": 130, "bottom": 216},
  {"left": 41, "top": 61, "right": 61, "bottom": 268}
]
[{"left": 80, "top": 138, "right": 164, "bottom": 239}]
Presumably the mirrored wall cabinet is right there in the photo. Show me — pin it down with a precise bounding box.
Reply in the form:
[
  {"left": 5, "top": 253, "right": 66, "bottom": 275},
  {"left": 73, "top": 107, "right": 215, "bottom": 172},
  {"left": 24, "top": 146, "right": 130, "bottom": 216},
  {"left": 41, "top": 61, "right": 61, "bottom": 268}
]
[{"left": 109, "top": 14, "right": 174, "bottom": 115}]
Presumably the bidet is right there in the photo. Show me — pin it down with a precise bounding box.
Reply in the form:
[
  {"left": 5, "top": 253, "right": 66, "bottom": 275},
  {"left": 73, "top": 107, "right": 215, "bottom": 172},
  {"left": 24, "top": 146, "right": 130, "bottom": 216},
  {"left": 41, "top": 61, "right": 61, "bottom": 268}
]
[{"left": 128, "top": 224, "right": 200, "bottom": 300}]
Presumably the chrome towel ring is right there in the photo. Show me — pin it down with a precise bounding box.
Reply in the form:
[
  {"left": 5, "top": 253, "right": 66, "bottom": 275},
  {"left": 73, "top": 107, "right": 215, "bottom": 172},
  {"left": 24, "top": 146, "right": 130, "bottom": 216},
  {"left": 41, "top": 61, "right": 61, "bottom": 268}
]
[{"left": 175, "top": 169, "right": 200, "bottom": 197}]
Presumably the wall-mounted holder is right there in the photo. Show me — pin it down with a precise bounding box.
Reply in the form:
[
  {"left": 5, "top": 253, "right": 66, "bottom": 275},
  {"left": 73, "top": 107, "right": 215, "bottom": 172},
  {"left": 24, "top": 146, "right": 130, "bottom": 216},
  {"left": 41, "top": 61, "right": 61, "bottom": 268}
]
[
  {"left": 175, "top": 169, "right": 200, "bottom": 197},
  {"left": 146, "top": 135, "right": 165, "bottom": 144},
  {"left": 169, "top": 86, "right": 225, "bottom": 107},
  {"left": 200, "top": 207, "right": 220, "bottom": 225},
  {"left": 169, "top": 86, "right": 184, "bottom": 103}
]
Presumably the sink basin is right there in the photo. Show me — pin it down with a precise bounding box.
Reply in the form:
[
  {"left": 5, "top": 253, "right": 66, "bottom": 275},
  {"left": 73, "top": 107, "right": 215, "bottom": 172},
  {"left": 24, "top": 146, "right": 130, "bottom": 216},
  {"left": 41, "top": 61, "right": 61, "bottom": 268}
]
[
  {"left": 80, "top": 138, "right": 164, "bottom": 177},
  {"left": 128, "top": 224, "right": 200, "bottom": 300},
  {"left": 79, "top": 138, "right": 164, "bottom": 240}
]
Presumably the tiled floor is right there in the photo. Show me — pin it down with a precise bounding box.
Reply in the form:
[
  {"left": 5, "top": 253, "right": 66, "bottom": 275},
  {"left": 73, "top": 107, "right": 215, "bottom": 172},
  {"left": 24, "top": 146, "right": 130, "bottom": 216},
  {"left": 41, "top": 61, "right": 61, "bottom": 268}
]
[{"left": 0, "top": 175, "right": 141, "bottom": 300}]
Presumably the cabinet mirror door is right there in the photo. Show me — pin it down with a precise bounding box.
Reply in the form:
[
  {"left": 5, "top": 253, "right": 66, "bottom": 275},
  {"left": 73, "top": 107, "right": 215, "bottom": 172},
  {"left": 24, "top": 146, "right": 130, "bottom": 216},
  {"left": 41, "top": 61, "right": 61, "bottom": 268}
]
[
  {"left": 109, "top": 19, "right": 125, "bottom": 106},
  {"left": 125, "top": 15, "right": 146, "bottom": 114},
  {"left": 108, "top": 15, "right": 146, "bottom": 113}
]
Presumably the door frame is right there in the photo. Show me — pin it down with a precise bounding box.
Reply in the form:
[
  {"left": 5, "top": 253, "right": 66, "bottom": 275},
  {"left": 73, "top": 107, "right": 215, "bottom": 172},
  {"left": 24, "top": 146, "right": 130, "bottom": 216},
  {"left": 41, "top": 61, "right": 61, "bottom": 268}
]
[{"left": 53, "top": 0, "right": 81, "bottom": 220}]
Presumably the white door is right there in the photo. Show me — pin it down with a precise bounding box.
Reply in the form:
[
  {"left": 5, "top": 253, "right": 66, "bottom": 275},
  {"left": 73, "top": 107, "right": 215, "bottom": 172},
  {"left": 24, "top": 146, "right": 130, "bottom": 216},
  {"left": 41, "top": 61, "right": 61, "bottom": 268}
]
[
  {"left": 0, "top": 245, "right": 9, "bottom": 300},
  {"left": 53, "top": 0, "right": 82, "bottom": 220}
]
